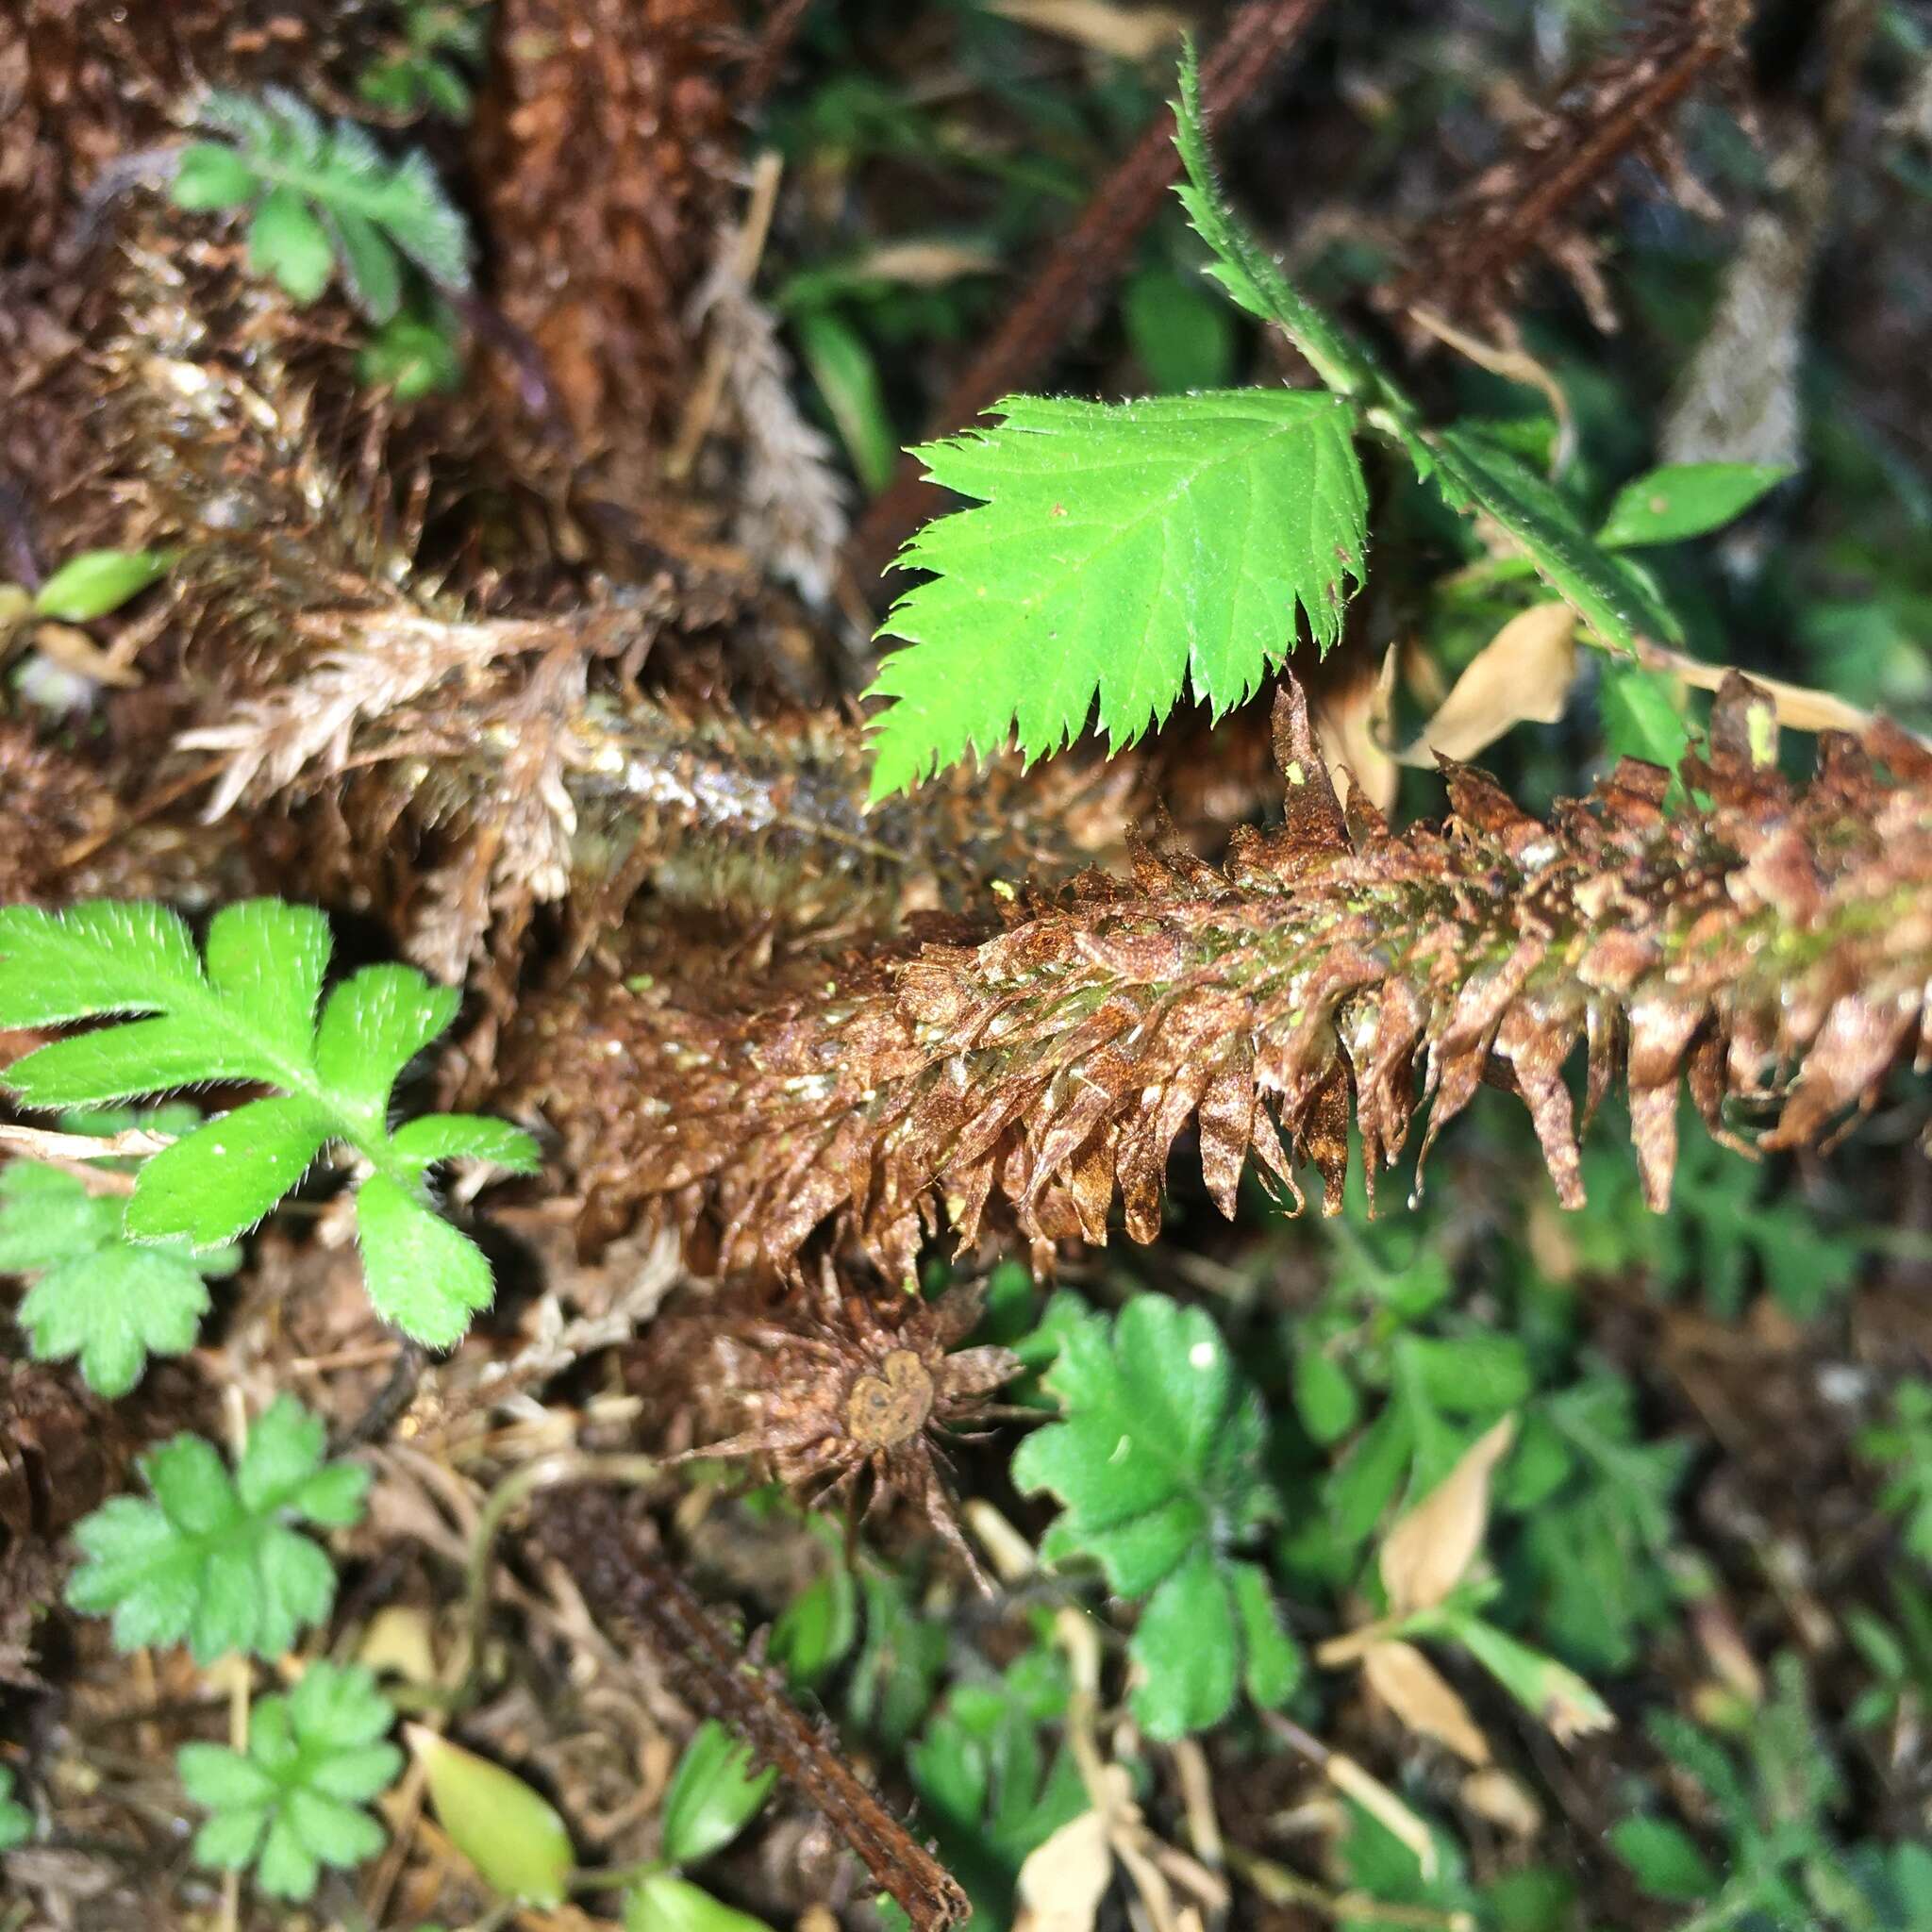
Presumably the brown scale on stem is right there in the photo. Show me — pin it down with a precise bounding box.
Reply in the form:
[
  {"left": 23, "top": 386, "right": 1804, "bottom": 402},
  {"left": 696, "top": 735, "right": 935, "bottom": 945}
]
[{"left": 503, "top": 673, "right": 1932, "bottom": 1278}]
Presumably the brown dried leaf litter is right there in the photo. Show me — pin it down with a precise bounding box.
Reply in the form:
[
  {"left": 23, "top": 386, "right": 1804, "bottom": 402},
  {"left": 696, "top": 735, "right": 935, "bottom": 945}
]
[{"left": 504, "top": 675, "right": 1932, "bottom": 1278}]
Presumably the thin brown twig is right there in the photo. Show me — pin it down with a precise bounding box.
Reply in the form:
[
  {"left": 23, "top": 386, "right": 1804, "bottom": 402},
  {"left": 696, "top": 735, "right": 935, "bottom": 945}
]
[
  {"left": 533, "top": 1483, "right": 972, "bottom": 1932},
  {"left": 842, "top": 0, "right": 1336, "bottom": 591}
]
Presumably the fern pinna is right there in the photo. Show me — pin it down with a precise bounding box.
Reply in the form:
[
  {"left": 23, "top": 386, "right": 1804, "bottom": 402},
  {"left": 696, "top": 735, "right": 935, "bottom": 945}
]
[{"left": 504, "top": 676, "right": 1932, "bottom": 1276}]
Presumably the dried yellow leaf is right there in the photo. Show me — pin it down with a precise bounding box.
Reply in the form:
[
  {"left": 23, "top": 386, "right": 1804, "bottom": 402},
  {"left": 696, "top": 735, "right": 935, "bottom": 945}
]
[
  {"left": 1362, "top": 1640, "right": 1491, "bottom": 1766},
  {"left": 1379, "top": 1415, "right": 1517, "bottom": 1616},
  {"left": 1398, "top": 603, "right": 1578, "bottom": 766}
]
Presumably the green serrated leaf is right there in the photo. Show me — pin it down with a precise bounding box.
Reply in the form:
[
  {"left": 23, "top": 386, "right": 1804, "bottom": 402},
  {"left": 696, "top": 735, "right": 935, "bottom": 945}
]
[
  {"left": 313, "top": 964, "right": 460, "bottom": 1119},
  {"left": 330, "top": 207, "right": 404, "bottom": 323},
  {"left": 1227, "top": 1558, "right": 1302, "bottom": 1707},
  {"left": 19, "top": 1245, "right": 212, "bottom": 1398},
  {"left": 180, "top": 1663, "right": 401, "bottom": 1902},
  {"left": 1430, "top": 429, "right": 1680, "bottom": 653},
  {"left": 660, "top": 1721, "right": 778, "bottom": 1868},
  {"left": 1600, "top": 661, "right": 1692, "bottom": 769},
  {"left": 1595, "top": 462, "right": 1792, "bottom": 549},
  {"left": 1170, "top": 42, "right": 1374, "bottom": 398},
  {"left": 355, "top": 1174, "right": 494, "bottom": 1348},
  {"left": 389, "top": 1112, "right": 541, "bottom": 1174},
  {"left": 868, "top": 390, "right": 1366, "bottom": 794},
  {"left": 126, "top": 1095, "right": 332, "bottom": 1247}
]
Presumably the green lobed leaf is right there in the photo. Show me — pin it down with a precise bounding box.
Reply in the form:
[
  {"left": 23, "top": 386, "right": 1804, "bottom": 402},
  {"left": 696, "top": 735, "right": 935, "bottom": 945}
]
[
  {"left": 1129, "top": 1551, "right": 1240, "bottom": 1740},
  {"left": 868, "top": 389, "right": 1367, "bottom": 795},
  {"left": 355, "top": 1174, "right": 495, "bottom": 1348},
  {"left": 249, "top": 186, "right": 336, "bottom": 303},
  {"left": 19, "top": 1245, "right": 213, "bottom": 1399},
  {"left": 65, "top": 1395, "right": 368, "bottom": 1663},
  {"left": 179, "top": 1663, "right": 402, "bottom": 1902},
  {"left": 659, "top": 1721, "right": 778, "bottom": 1869},
  {"left": 1595, "top": 461, "right": 1792, "bottom": 549},
  {"left": 1, "top": 898, "right": 524, "bottom": 1352},
  {"left": 126, "top": 1095, "right": 333, "bottom": 1247},
  {"left": 173, "top": 141, "right": 259, "bottom": 209}
]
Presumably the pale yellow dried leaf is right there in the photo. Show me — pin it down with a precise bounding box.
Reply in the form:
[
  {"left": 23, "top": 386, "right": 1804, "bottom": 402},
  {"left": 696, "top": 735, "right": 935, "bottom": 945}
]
[
  {"left": 1380, "top": 1415, "right": 1517, "bottom": 1615},
  {"left": 1362, "top": 1641, "right": 1492, "bottom": 1766},
  {"left": 1014, "top": 1774, "right": 1124, "bottom": 1932},
  {"left": 985, "top": 0, "right": 1186, "bottom": 60},
  {"left": 358, "top": 1606, "right": 438, "bottom": 1685},
  {"left": 1397, "top": 604, "right": 1578, "bottom": 767},
  {"left": 1314, "top": 644, "right": 1398, "bottom": 812},
  {"left": 847, "top": 241, "right": 1003, "bottom": 288},
  {"left": 1459, "top": 1767, "right": 1542, "bottom": 1836}
]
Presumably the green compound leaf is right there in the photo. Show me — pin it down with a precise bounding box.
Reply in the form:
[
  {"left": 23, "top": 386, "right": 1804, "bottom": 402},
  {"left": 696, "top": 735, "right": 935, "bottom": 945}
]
[
  {"left": 179, "top": 1661, "right": 402, "bottom": 1902},
  {"left": 868, "top": 390, "right": 1367, "bottom": 795},
  {"left": 175, "top": 87, "right": 473, "bottom": 321},
  {"left": 1, "top": 1119, "right": 241, "bottom": 1398},
  {"left": 1011, "top": 1291, "right": 1298, "bottom": 1739},
  {"left": 0, "top": 898, "right": 537, "bottom": 1349},
  {"left": 65, "top": 1394, "right": 370, "bottom": 1663}
]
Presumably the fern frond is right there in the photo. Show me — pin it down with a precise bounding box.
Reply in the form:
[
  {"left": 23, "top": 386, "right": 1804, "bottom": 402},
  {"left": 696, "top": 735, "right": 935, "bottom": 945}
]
[{"left": 508, "top": 675, "right": 1932, "bottom": 1276}]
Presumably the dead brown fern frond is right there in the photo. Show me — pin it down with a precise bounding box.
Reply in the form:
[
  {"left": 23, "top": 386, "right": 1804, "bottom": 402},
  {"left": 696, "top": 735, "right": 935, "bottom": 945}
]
[
  {"left": 1383, "top": 0, "right": 1753, "bottom": 337},
  {"left": 504, "top": 675, "right": 1932, "bottom": 1277}
]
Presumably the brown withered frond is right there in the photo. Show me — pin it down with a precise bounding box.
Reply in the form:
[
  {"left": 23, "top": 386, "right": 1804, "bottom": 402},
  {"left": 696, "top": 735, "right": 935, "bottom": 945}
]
[
  {"left": 504, "top": 675, "right": 1932, "bottom": 1278},
  {"left": 1382, "top": 0, "right": 1751, "bottom": 337},
  {"left": 49, "top": 216, "right": 1133, "bottom": 970},
  {"left": 468, "top": 0, "right": 739, "bottom": 494}
]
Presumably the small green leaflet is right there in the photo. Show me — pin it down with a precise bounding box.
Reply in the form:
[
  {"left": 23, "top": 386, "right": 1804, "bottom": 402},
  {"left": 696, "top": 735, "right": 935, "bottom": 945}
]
[
  {"left": 0, "top": 1768, "right": 30, "bottom": 1850},
  {"left": 659, "top": 1721, "right": 778, "bottom": 1868},
  {"left": 178, "top": 1661, "right": 402, "bottom": 1901},
  {"left": 0, "top": 1108, "right": 241, "bottom": 1397},
  {"left": 1429, "top": 428, "right": 1679, "bottom": 653},
  {"left": 65, "top": 1394, "right": 369, "bottom": 1664},
  {"left": 174, "top": 87, "right": 473, "bottom": 322},
  {"left": 1594, "top": 461, "right": 1791, "bottom": 549},
  {"left": 1012, "top": 1291, "right": 1301, "bottom": 1739},
  {"left": 0, "top": 898, "right": 540, "bottom": 1349},
  {"left": 867, "top": 390, "right": 1367, "bottom": 796}
]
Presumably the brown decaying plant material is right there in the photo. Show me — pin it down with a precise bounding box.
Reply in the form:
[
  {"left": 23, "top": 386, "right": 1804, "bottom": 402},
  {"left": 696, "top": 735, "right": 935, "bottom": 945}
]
[
  {"left": 503, "top": 675, "right": 1932, "bottom": 1279},
  {"left": 22, "top": 211, "right": 1134, "bottom": 967},
  {"left": 681, "top": 1274, "right": 1022, "bottom": 1582},
  {"left": 469, "top": 0, "right": 738, "bottom": 491},
  {"left": 532, "top": 1484, "right": 973, "bottom": 1932},
  {"left": 1381, "top": 0, "right": 1753, "bottom": 337}
]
